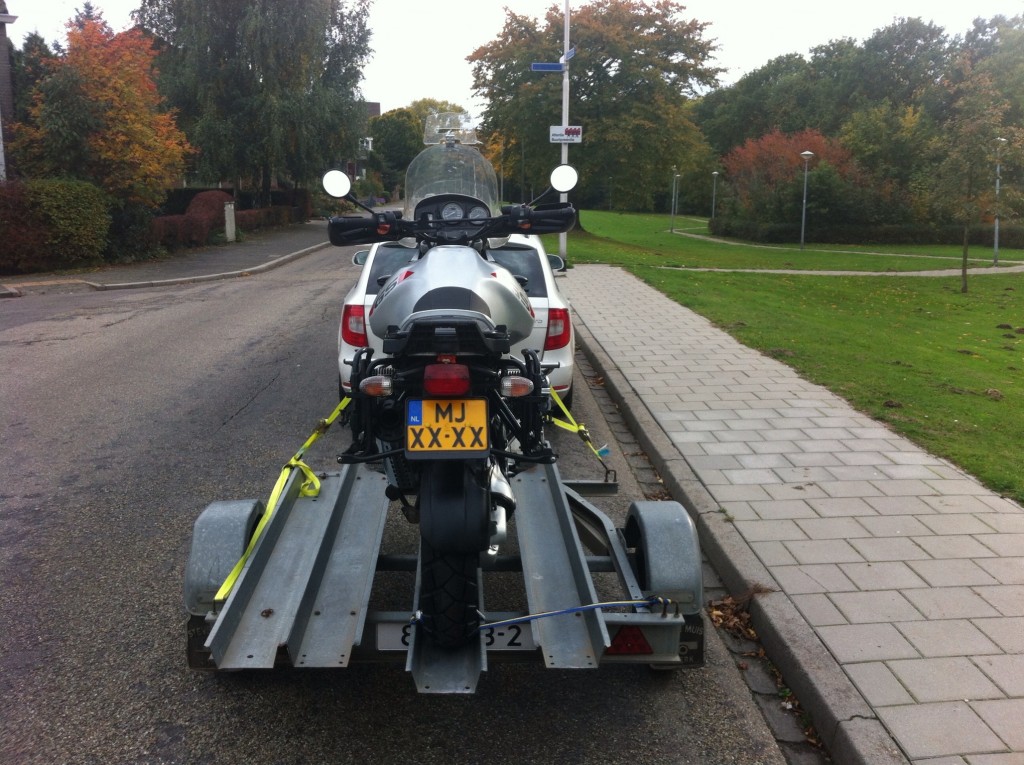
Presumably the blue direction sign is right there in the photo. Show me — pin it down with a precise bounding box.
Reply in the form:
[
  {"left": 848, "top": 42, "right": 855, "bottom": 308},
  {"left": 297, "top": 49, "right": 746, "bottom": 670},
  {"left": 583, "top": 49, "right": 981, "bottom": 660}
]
[{"left": 531, "top": 62, "right": 564, "bottom": 72}]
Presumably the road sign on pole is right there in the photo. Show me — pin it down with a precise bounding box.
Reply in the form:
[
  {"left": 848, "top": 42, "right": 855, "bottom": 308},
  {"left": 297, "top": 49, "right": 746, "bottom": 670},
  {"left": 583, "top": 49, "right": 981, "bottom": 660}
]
[
  {"left": 531, "top": 62, "right": 564, "bottom": 72},
  {"left": 550, "top": 126, "right": 582, "bottom": 144}
]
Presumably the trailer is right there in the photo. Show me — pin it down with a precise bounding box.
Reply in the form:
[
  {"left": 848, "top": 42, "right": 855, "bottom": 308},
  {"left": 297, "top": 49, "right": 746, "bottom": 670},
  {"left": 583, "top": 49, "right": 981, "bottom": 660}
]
[{"left": 184, "top": 459, "right": 705, "bottom": 694}]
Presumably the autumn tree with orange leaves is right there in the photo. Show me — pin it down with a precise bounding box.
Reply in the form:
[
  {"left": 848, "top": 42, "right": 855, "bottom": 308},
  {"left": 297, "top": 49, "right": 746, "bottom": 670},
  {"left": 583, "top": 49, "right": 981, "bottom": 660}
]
[
  {"left": 719, "top": 129, "right": 902, "bottom": 230},
  {"left": 11, "top": 17, "right": 192, "bottom": 210}
]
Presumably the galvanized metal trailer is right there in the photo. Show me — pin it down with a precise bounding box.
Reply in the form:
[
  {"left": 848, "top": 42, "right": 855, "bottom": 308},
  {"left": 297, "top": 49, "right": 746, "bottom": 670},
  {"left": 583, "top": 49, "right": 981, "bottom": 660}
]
[{"left": 185, "top": 459, "right": 705, "bottom": 694}]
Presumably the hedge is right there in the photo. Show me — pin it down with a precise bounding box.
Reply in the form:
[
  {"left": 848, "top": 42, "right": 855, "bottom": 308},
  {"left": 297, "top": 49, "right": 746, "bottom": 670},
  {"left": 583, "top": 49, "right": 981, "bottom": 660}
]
[
  {"left": 0, "top": 179, "right": 111, "bottom": 274},
  {"left": 149, "top": 187, "right": 313, "bottom": 252},
  {"left": 709, "top": 217, "right": 1024, "bottom": 249}
]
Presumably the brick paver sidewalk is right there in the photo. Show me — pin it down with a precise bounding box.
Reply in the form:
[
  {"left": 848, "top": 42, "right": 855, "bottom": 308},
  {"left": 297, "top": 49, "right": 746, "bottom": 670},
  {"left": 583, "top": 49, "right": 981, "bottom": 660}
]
[{"left": 562, "top": 265, "right": 1024, "bottom": 764}]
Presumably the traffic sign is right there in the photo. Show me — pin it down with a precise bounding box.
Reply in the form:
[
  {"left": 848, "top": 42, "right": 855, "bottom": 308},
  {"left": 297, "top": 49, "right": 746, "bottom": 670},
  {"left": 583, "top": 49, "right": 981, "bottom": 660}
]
[
  {"left": 531, "top": 62, "right": 564, "bottom": 72},
  {"left": 550, "top": 126, "right": 582, "bottom": 144}
]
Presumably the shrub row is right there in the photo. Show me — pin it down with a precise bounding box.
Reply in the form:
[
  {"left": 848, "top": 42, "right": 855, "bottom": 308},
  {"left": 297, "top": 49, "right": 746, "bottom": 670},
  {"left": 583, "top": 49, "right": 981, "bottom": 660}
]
[
  {"left": 0, "top": 179, "right": 111, "bottom": 274},
  {"left": 1, "top": 180, "right": 315, "bottom": 273},
  {"left": 162, "top": 186, "right": 312, "bottom": 219},
  {"left": 709, "top": 217, "right": 1024, "bottom": 249}
]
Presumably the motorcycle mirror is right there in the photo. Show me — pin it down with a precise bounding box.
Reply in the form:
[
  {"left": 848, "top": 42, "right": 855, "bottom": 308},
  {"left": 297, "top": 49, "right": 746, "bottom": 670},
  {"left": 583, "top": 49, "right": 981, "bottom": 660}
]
[
  {"left": 550, "top": 164, "right": 579, "bottom": 194},
  {"left": 322, "top": 170, "right": 352, "bottom": 199}
]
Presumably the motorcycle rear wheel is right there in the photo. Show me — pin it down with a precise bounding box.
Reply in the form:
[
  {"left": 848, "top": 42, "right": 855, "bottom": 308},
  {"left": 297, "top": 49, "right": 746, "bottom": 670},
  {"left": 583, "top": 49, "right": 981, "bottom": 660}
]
[{"left": 418, "top": 537, "right": 480, "bottom": 649}]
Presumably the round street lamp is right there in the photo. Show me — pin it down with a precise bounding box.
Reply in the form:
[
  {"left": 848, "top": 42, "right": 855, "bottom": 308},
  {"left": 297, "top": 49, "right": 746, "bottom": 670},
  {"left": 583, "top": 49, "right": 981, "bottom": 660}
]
[
  {"left": 995, "top": 137, "right": 1008, "bottom": 265},
  {"left": 800, "top": 150, "right": 814, "bottom": 250},
  {"left": 711, "top": 171, "right": 719, "bottom": 220}
]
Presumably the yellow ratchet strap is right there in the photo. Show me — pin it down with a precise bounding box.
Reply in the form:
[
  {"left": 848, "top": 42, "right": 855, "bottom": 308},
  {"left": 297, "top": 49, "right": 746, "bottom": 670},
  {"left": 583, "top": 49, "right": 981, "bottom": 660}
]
[
  {"left": 548, "top": 388, "right": 612, "bottom": 466},
  {"left": 214, "top": 396, "right": 351, "bottom": 603}
]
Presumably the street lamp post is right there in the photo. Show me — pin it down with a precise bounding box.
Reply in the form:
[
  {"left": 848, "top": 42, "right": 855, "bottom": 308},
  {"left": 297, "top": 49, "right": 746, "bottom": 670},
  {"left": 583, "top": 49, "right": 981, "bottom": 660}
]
[
  {"left": 670, "top": 166, "right": 680, "bottom": 233},
  {"left": 799, "top": 150, "right": 814, "bottom": 250},
  {"left": 711, "top": 171, "right": 719, "bottom": 220},
  {"left": 995, "top": 137, "right": 1008, "bottom": 265}
]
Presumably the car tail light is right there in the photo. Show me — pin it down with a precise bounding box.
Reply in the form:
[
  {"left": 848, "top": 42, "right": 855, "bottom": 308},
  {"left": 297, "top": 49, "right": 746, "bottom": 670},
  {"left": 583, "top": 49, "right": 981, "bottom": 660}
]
[
  {"left": 341, "top": 304, "right": 368, "bottom": 347},
  {"left": 544, "top": 308, "right": 571, "bottom": 351},
  {"left": 423, "top": 363, "right": 471, "bottom": 396}
]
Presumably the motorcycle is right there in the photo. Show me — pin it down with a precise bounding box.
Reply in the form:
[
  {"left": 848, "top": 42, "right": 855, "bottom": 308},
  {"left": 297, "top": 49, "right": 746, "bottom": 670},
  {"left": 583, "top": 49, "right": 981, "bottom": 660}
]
[{"left": 322, "top": 115, "right": 578, "bottom": 648}]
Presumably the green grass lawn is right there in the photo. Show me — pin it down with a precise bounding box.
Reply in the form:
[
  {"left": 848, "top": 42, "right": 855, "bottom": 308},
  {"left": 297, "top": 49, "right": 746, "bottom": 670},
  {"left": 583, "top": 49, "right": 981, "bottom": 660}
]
[
  {"left": 557, "top": 210, "right": 1022, "bottom": 272},
  {"left": 547, "top": 212, "right": 1024, "bottom": 504}
]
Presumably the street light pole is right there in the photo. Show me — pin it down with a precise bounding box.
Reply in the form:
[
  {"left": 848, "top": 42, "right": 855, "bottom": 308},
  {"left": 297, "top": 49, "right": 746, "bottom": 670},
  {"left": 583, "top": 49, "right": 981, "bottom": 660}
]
[
  {"left": 670, "top": 166, "right": 679, "bottom": 233},
  {"left": 711, "top": 171, "right": 719, "bottom": 220},
  {"left": 799, "top": 150, "right": 814, "bottom": 250},
  {"left": 995, "top": 137, "right": 1007, "bottom": 266}
]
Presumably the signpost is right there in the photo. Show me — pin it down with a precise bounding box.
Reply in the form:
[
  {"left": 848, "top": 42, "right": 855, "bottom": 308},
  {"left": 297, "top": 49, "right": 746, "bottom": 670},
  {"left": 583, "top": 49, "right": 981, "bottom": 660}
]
[{"left": 529, "top": 0, "right": 573, "bottom": 260}]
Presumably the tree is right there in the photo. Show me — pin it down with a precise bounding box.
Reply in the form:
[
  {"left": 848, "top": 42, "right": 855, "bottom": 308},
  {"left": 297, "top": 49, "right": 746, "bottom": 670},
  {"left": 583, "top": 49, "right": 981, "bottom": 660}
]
[
  {"left": 10, "top": 18, "right": 191, "bottom": 208},
  {"left": 135, "top": 0, "right": 371, "bottom": 202},
  {"left": 925, "top": 53, "right": 1018, "bottom": 292},
  {"left": 839, "top": 100, "right": 934, "bottom": 210},
  {"left": 694, "top": 54, "right": 813, "bottom": 155},
  {"left": 720, "top": 129, "right": 878, "bottom": 227},
  {"left": 369, "top": 108, "right": 422, "bottom": 195},
  {"left": 406, "top": 99, "right": 469, "bottom": 128},
  {"left": 10, "top": 32, "right": 57, "bottom": 124},
  {"left": 470, "top": 0, "right": 720, "bottom": 211}
]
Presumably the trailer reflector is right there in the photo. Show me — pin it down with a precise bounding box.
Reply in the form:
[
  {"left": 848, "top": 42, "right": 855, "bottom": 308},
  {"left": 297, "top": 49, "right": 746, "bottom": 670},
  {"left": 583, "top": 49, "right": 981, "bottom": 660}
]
[{"left": 606, "top": 626, "right": 654, "bottom": 655}]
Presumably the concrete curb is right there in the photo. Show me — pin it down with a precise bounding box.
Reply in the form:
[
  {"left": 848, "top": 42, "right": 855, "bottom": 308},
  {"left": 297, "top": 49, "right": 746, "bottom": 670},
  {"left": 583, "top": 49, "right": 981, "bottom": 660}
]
[
  {"left": 572, "top": 317, "right": 908, "bottom": 765},
  {"left": 84, "top": 242, "right": 331, "bottom": 291},
  {"left": 0, "top": 284, "right": 21, "bottom": 298}
]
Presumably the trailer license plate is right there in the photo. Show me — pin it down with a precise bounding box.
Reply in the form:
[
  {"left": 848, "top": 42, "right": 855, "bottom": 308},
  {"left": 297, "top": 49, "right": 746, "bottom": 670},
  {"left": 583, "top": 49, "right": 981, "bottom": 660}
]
[
  {"left": 376, "top": 622, "right": 536, "bottom": 651},
  {"left": 406, "top": 398, "right": 488, "bottom": 458}
]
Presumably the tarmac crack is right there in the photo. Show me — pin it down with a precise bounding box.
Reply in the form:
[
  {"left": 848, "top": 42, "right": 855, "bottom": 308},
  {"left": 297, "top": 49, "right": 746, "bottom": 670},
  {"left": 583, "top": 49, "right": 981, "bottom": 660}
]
[{"left": 220, "top": 371, "right": 282, "bottom": 428}]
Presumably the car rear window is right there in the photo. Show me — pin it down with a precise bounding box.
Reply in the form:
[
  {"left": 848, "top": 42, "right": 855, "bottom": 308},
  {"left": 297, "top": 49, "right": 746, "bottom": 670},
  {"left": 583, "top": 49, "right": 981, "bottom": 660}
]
[
  {"left": 488, "top": 244, "right": 547, "bottom": 298},
  {"left": 366, "top": 244, "right": 417, "bottom": 294}
]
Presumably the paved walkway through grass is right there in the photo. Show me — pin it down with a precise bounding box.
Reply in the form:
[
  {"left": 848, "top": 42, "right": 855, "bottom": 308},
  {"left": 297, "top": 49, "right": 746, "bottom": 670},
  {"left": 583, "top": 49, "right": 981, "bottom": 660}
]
[{"left": 562, "top": 264, "right": 1024, "bottom": 765}]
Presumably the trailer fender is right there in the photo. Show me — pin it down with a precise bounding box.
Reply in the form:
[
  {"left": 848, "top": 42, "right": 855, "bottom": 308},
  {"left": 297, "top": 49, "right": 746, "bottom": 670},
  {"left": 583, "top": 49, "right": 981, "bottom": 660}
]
[
  {"left": 624, "top": 501, "right": 703, "bottom": 614},
  {"left": 183, "top": 499, "right": 264, "bottom": 615}
]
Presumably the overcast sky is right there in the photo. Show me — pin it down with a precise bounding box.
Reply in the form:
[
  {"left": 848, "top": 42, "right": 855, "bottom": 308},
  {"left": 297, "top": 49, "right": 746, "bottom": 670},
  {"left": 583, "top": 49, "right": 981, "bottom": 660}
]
[{"left": 9, "top": 0, "right": 1024, "bottom": 119}]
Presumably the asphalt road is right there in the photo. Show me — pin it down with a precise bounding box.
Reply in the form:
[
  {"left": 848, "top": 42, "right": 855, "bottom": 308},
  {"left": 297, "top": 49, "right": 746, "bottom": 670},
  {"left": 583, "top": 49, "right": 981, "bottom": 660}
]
[{"left": 0, "top": 248, "right": 786, "bottom": 764}]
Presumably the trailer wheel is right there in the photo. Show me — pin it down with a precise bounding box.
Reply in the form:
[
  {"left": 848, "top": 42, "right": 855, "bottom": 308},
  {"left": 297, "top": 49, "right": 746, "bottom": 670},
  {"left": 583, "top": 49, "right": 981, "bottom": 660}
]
[
  {"left": 624, "top": 501, "right": 703, "bottom": 606},
  {"left": 624, "top": 501, "right": 706, "bottom": 670},
  {"left": 418, "top": 538, "right": 480, "bottom": 649}
]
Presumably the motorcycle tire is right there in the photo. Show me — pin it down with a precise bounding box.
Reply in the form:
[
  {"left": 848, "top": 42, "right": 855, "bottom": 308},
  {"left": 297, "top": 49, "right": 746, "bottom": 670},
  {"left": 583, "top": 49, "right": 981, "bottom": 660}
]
[{"left": 418, "top": 537, "right": 480, "bottom": 649}]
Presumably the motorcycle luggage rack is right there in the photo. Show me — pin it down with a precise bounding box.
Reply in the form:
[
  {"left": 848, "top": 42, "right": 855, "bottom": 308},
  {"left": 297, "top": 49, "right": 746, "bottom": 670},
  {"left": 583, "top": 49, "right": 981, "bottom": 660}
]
[{"left": 383, "top": 321, "right": 511, "bottom": 356}]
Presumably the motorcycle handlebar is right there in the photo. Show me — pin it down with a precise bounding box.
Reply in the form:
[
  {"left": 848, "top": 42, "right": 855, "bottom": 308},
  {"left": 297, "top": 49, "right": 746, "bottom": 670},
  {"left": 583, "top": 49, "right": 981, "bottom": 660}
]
[
  {"left": 328, "top": 211, "right": 407, "bottom": 246},
  {"left": 328, "top": 203, "right": 576, "bottom": 247}
]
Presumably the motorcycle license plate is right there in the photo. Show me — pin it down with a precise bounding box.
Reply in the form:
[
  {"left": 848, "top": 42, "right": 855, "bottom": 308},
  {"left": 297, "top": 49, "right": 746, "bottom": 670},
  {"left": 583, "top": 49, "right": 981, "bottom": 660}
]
[{"left": 405, "top": 398, "right": 489, "bottom": 458}]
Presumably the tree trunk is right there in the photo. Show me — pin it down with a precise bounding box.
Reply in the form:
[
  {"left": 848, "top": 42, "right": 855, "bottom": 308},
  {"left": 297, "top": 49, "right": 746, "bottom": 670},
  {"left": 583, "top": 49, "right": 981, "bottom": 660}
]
[{"left": 961, "top": 224, "right": 970, "bottom": 293}]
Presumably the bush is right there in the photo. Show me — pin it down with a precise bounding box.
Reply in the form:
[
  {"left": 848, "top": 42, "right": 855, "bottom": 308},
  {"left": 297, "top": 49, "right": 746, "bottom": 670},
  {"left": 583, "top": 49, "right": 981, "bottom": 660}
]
[
  {"left": 709, "top": 217, "right": 1024, "bottom": 250},
  {"left": 0, "top": 179, "right": 111, "bottom": 274},
  {"left": 149, "top": 188, "right": 316, "bottom": 253},
  {"left": 0, "top": 182, "right": 47, "bottom": 273}
]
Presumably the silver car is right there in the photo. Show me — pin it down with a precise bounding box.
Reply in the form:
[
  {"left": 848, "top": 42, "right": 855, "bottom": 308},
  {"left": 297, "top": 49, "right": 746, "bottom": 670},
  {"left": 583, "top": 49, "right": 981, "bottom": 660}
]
[{"left": 338, "top": 233, "right": 574, "bottom": 407}]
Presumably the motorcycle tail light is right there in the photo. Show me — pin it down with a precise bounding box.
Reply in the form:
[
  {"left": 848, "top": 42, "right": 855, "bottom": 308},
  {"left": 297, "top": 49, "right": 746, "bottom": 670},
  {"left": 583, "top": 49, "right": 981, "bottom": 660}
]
[
  {"left": 423, "top": 363, "right": 471, "bottom": 396},
  {"left": 358, "top": 375, "right": 393, "bottom": 397},
  {"left": 341, "top": 304, "right": 368, "bottom": 346},
  {"left": 544, "top": 308, "right": 572, "bottom": 351},
  {"left": 500, "top": 376, "right": 534, "bottom": 398}
]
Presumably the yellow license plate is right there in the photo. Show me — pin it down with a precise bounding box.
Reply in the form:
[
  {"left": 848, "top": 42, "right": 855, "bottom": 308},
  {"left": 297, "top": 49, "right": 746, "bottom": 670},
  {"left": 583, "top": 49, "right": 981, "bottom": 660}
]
[{"left": 406, "top": 399, "right": 489, "bottom": 458}]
